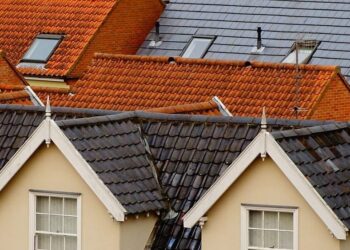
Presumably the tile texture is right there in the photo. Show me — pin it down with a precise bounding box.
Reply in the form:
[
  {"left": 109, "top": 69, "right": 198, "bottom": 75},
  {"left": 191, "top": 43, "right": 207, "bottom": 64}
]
[
  {"left": 0, "top": 0, "right": 116, "bottom": 77},
  {"left": 273, "top": 123, "right": 350, "bottom": 229},
  {"left": 138, "top": 0, "right": 350, "bottom": 79},
  {"left": 45, "top": 54, "right": 344, "bottom": 120}
]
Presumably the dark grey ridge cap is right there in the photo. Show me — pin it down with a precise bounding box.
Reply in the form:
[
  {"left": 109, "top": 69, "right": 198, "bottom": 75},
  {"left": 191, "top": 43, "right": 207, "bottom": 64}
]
[
  {"left": 56, "top": 110, "right": 333, "bottom": 128},
  {"left": 272, "top": 122, "right": 350, "bottom": 140},
  {"left": 0, "top": 104, "right": 119, "bottom": 116}
]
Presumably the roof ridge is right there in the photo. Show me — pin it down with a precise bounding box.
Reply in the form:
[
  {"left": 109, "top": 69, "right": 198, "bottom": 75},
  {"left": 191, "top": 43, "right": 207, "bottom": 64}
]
[
  {"left": 93, "top": 53, "right": 339, "bottom": 72},
  {"left": 0, "top": 104, "right": 117, "bottom": 116},
  {"left": 272, "top": 122, "right": 350, "bottom": 140},
  {"left": 145, "top": 100, "right": 218, "bottom": 114},
  {"left": 56, "top": 110, "right": 331, "bottom": 128}
]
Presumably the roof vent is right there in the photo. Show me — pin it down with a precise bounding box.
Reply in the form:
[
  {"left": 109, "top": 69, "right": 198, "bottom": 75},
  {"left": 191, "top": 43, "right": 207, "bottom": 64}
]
[
  {"left": 149, "top": 21, "right": 163, "bottom": 48},
  {"left": 168, "top": 57, "right": 176, "bottom": 64},
  {"left": 251, "top": 27, "right": 264, "bottom": 53}
]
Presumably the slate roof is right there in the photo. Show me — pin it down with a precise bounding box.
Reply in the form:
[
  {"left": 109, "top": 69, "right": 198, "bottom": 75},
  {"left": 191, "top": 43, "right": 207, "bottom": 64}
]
[
  {"left": 138, "top": 0, "right": 350, "bottom": 79},
  {"left": 0, "top": 0, "right": 116, "bottom": 77},
  {"left": 273, "top": 123, "right": 350, "bottom": 229},
  {"left": 0, "top": 105, "right": 334, "bottom": 248},
  {"left": 45, "top": 54, "right": 344, "bottom": 120},
  {"left": 0, "top": 105, "right": 116, "bottom": 169}
]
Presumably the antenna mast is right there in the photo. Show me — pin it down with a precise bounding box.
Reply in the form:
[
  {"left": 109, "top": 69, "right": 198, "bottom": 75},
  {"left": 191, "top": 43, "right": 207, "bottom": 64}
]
[{"left": 294, "top": 40, "right": 302, "bottom": 119}]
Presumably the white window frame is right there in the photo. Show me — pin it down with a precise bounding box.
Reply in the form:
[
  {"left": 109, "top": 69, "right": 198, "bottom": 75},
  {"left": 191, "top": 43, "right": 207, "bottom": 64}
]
[
  {"left": 241, "top": 204, "right": 298, "bottom": 250},
  {"left": 29, "top": 191, "right": 81, "bottom": 250},
  {"left": 181, "top": 36, "right": 215, "bottom": 58}
]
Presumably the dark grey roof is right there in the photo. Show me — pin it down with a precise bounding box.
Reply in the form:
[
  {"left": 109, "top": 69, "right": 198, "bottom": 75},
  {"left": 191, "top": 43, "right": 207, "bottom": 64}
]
[
  {"left": 0, "top": 105, "right": 116, "bottom": 169},
  {"left": 138, "top": 0, "right": 350, "bottom": 78},
  {"left": 0, "top": 105, "right": 334, "bottom": 249},
  {"left": 59, "top": 118, "right": 167, "bottom": 214},
  {"left": 273, "top": 122, "right": 350, "bottom": 229}
]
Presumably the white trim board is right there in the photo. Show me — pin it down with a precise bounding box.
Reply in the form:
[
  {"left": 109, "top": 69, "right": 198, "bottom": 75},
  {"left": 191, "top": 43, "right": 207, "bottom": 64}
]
[
  {"left": 0, "top": 119, "right": 126, "bottom": 221},
  {"left": 183, "top": 131, "right": 348, "bottom": 240}
]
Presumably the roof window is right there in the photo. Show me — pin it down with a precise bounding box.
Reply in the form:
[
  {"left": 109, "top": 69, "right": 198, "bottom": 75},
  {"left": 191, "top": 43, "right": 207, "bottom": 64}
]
[
  {"left": 282, "top": 40, "right": 318, "bottom": 64},
  {"left": 182, "top": 37, "right": 214, "bottom": 59},
  {"left": 21, "top": 34, "right": 63, "bottom": 64}
]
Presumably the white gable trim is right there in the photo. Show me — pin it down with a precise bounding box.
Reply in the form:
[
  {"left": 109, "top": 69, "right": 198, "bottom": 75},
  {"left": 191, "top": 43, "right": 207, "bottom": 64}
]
[
  {"left": 0, "top": 119, "right": 126, "bottom": 221},
  {"left": 183, "top": 132, "right": 348, "bottom": 240}
]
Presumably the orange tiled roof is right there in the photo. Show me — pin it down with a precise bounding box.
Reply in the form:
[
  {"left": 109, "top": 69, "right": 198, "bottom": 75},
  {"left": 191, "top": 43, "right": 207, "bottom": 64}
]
[
  {"left": 45, "top": 54, "right": 343, "bottom": 119},
  {"left": 0, "top": 0, "right": 116, "bottom": 77},
  {"left": 146, "top": 100, "right": 221, "bottom": 115},
  {"left": 0, "top": 51, "right": 33, "bottom": 105}
]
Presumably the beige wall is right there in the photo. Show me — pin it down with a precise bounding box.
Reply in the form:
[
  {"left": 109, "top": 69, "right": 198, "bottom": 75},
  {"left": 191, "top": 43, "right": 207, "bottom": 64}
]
[
  {"left": 0, "top": 144, "right": 156, "bottom": 250},
  {"left": 340, "top": 237, "right": 350, "bottom": 250},
  {"left": 202, "top": 157, "right": 343, "bottom": 250},
  {"left": 120, "top": 215, "right": 157, "bottom": 250}
]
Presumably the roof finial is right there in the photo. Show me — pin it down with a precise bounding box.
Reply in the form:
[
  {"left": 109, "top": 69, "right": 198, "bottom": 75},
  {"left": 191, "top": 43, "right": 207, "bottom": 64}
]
[
  {"left": 261, "top": 107, "right": 267, "bottom": 131},
  {"left": 45, "top": 96, "right": 51, "bottom": 119}
]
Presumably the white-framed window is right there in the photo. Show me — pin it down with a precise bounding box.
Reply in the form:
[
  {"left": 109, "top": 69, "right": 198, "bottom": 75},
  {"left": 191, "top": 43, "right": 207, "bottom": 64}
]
[
  {"left": 282, "top": 40, "right": 318, "bottom": 64},
  {"left": 29, "top": 191, "right": 81, "bottom": 250},
  {"left": 182, "top": 37, "right": 214, "bottom": 58},
  {"left": 241, "top": 205, "right": 298, "bottom": 250}
]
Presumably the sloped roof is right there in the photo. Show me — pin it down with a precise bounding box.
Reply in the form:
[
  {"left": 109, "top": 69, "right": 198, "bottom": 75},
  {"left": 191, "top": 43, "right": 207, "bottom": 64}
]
[
  {"left": 47, "top": 54, "right": 342, "bottom": 119},
  {"left": 146, "top": 100, "right": 221, "bottom": 115},
  {"left": 0, "top": 52, "right": 33, "bottom": 104},
  {"left": 0, "top": 105, "right": 116, "bottom": 168},
  {"left": 138, "top": 0, "right": 350, "bottom": 79},
  {"left": 58, "top": 117, "right": 167, "bottom": 214},
  {"left": 0, "top": 0, "right": 116, "bottom": 77},
  {"left": 0, "top": 105, "right": 330, "bottom": 249},
  {"left": 273, "top": 123, "right": 350, "bottom": 229}
]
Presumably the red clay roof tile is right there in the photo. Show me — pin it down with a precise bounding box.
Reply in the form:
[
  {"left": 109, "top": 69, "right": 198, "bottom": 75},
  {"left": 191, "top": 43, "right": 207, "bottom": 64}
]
[
  {"left": 146, "top": 100, "right": 221, "bottom": 115},
  {"left": 0, "top": 0, "right": 116, "bottom": 77},
  {"left": 43, "top": 54, "right": 343, "bottom": 119}
]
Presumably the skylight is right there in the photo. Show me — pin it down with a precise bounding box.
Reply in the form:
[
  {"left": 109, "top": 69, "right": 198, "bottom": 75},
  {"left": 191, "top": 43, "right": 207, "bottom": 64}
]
[
  {"left": 21, "top": 34, "right": 62, "bottom": 63},
  {"left": 182, "top": 37, "right": 214, "bottom": 58},
  {"left": 282, "top": 40, "right": 318, "bottom": 64}
]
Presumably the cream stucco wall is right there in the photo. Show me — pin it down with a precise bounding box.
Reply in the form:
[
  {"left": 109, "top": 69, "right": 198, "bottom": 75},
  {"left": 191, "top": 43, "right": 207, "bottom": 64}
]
[
  {"left": 0, "top": 144, "right": 156, "bottom": 250},
  {"left": 202, "top": 157, "right": 344, "bottom": 250},
  {"left": 120, "top": 215, "right": 157, "bottom": 250}
]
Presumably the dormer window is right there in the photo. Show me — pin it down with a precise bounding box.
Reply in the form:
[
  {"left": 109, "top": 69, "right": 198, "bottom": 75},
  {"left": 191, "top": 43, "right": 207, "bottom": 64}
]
[
  {"left": 282, "top": 40, "right": 318, "bottom": 64},
  {"left": 21, "top": 34, "right": 63, "bottom": 63},
  {"left": 182, "top": 37, "right": 214, "bottom": 58}
]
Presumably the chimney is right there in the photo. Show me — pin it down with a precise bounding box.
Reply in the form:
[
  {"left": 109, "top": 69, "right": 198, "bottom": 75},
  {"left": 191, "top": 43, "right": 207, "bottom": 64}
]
[{"left": 257, "top": 27, "right": 262, "bottom": 50}]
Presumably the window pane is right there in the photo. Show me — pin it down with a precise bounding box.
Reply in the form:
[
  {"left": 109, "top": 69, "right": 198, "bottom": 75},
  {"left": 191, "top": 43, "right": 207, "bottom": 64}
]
[
  {"left": 264, "top": 230, "right": 278, "bottom": 248},
  {"left": 64, "top": 198, "right": 77, "bottom": 216},
  {"left": 280, "top": 212, "right": 293, "bottom": 230},
  {"left": 23, "top": 38, "right": 60, "bottom": 62},
  {"left": 50, "top": 215, "right": 63, "bottom": 233},
  {"left": 65, "top": 236, "right": 77, "bottom": 250},
  {"left": 182, "top": 38, "right": 212, "bottom": 58},
  {"left": 248, "top": 229, "right": 263, "bottom": 247},
  {"left": 51, "top": 197, "right": 63, "bottom": 214},
  {"left": 37, "top": 196, "right": 49, "bottom": 213},
  {"left": 283, "top": 48, "right": 313, "bottom": 64},
  {"left": 36, "top": 214, "right": 49, "bottom": 231},
  {"left": 249, "top": 210, "right": 262, "bottom": 228},
  {"left": 279, "top": 231, "right": 293, "bottom": 249},
  {"left": 264, "top": 211, "right": 278, "bottom": 229},
  {"left": 37, "top": 234, "right": 50, "bottom": 250},
  {"left": 64, "top": 216, "right": 77, "bottom": 234},
  {"left": 51, "top": 235, "right": 64, "bottom": 250}
]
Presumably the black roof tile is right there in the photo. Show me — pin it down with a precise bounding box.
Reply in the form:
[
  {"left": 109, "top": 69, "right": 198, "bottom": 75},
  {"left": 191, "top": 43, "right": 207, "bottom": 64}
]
[{"left": 273, "top": 124, "right": 350, "bottom": 230}]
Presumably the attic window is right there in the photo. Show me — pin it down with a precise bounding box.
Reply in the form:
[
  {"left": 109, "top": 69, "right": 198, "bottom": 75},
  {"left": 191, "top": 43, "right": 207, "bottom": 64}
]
[
  {"left": 21, "top": 34, "right": 63, "bottom": 63},
  {"left": 182, "top": 37, "right": 214, "bottom": 58},
  {"left": 282, "top": 40, "right": 318, "bottom": 64}
]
